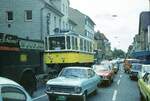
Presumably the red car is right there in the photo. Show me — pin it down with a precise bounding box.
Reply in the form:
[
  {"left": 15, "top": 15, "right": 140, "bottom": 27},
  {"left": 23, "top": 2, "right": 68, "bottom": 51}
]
[{"left": 93, "top": 65, "right": 114, "bottom": 86}]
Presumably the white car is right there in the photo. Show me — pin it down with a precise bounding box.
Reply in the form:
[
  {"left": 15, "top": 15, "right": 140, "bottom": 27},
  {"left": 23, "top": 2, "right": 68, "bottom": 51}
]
[
  {"left": 46, "top": 67, "right": 101, "bottom": 101},
  {"left": 0, "top": 77, "right": 32, "bottom": 101}
]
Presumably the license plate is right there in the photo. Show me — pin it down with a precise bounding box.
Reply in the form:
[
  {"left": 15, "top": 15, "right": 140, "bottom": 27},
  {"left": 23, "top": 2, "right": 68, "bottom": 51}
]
[{"left": 57, "top": 96, "right": 67, "bottom": 101}]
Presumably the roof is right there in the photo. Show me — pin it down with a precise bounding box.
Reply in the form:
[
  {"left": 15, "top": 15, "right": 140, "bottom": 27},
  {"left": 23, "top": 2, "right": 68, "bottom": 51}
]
[
  {"left": 139, "top": 11, "right": 150, "bottom": 34},
  {"left": 65, "top": 66, "right": 91, "bottom": 70},
  {"left": 42, "top": 0, "right": 64, "bottom": 17},
  {"left": 68, "top": 19, "right": 77, "bottom": 26},
  {"left": 69, "top": 7, "right": 95, "bottom": 26},
  {"left": 0, "top": 77, "right": 20, "bottom": 86}
]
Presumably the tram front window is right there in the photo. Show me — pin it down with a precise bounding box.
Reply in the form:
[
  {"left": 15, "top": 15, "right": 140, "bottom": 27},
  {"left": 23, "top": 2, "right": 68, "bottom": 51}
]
[{"left": 49, "top": 37, "right": 65, "bottom": 50}]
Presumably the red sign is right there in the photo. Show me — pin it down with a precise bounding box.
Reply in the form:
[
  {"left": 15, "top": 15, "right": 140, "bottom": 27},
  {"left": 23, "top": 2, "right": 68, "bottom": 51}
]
[{"left": 0, "top": 46, "right": 19, "bottom": 51}]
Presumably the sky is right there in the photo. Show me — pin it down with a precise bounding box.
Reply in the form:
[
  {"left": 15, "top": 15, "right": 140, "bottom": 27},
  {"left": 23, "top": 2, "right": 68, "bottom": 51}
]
[{"left": 69, "top": 0, "right": 149, "bottom": 52}]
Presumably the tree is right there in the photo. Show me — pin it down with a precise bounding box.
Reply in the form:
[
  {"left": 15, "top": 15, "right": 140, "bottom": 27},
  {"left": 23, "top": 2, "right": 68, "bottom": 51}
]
[{"left": 112, "top": 48, "right": 126, "bottom": 59}]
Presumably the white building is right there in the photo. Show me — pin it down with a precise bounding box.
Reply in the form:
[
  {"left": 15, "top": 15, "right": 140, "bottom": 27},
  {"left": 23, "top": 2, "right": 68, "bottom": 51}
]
[
  {"left": 69, "top": 7, "right": 95, "bottom": 39},
  {"left": 50, "top": 0, "right": 70, "bottom": 30},
  {"left": 0, "top": 0, "right": 70, "bottom": 41}
]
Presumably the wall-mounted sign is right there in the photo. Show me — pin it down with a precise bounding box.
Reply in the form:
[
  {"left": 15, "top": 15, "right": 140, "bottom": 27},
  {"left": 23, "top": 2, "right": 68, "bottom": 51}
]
[
  {"left": 19, "top": 39, "right": 44, "bottom": 50},
  {"left": 0, "top": 33, "right": 19, "bottom": 51},
  {"left": 20, "top": 54, "right": 27, "bottom": 62},
  {"left": 0, "top": 33, "right": 19, "bottom": 47}
]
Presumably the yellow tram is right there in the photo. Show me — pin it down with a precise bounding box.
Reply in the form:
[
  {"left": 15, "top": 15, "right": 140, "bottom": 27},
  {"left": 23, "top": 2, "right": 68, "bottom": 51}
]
[{"left": 44, "top": 31, "right": 94, "bottom": 73}]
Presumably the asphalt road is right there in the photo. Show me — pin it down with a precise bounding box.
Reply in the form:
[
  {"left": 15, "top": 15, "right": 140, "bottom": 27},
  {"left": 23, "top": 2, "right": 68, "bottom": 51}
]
[{"left": 32, "top": 64, "right": 140, "bottom": 101}]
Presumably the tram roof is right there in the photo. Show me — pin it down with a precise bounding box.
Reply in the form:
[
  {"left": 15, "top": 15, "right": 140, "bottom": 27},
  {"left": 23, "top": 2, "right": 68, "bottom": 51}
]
[
  {"left": 49, "top": 31, "right": 79, "bottom": 37},
  {"left": 48, "top": 31, "right": 94, "bottom": 41}
]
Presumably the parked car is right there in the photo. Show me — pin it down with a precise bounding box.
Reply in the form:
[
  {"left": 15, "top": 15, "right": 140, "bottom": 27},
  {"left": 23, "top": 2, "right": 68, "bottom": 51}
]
[
  {"left": 138, "top": 64, "right": 150, "bottom": 79},
  {"left": 46, "top": 67, "right": 101, "bottom": 101},
  {"left": 129, "top": 63, "right": 142, "bottom": 80},
  {"left": 93, "top": 64, "right": 114, "bottom": 86},
  {"left": 0, "top": 77, "right": 32, "bottom": 101},
  {"left": 138, "top": 72, "right": 150, "bottom": 101}
]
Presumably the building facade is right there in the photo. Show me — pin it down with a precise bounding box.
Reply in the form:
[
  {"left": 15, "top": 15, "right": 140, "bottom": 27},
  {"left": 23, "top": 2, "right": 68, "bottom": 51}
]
[
  {"left": 50, "top": 0, "right": 70, "bottom": 30},
  {"left": 131, "top": 11, "right": 150, "bottom": 61},
  {"left": 94, "top": 31, "right": 112, "bottom": 63},
  {"left": 69, "top": 7, "right": 95, "bottom": 39},
  {"left": 0, "top": 0, "right": 71, "bottom": 41}
]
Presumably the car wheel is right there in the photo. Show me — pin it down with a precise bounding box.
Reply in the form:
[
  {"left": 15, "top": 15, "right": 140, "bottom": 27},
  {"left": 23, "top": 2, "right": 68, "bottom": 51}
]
[
  {"left": 111, "top": 78, "right": 114, "bottom": 83},
  {"left": 92, "top": 89, "right": 97, "bottom": 95},
  {"left": 140, "top": 91, "right": 145, "bottom": 101},
  {"left": 108, "top": 79, "right": 111, "bottom": 86},
  {"left": 20, "top": 72, "right": 36, "bottom": 96},
  {"left": 146, "top": 96, "right": 148, "bottom": 101},
  {"left": 48, "top": 95, "right": 56, "bottom": 101}
]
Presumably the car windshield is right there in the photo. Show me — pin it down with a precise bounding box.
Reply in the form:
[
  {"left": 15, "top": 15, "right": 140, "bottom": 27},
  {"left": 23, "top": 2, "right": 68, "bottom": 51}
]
[
  {"left": 93, "top": 65, "right": 109, "bottom": 71},
  {"left": 132, "top": 64, "right": 141, "bottom": 71},
  {"left": 143, "top": 66, "right": 150, "bottom": 72},
  {"left": 59, "top": 68, "right": 87, "bottom": 78}
]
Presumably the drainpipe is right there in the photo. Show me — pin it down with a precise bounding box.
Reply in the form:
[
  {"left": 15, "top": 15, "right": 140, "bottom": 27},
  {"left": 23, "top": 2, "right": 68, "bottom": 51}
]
[
  {"left": 40, "top": 6, "right": 47, "bottom": 73},
  {"left": 40, "top": 7, "right": 44, "bottom": 41}
]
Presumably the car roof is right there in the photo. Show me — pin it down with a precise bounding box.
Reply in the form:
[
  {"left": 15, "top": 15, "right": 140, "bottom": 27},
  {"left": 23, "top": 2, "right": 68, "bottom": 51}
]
[
  {"left": 0, "top": 77, "right": 20, "bottom": 86},
  {"left": 142, "top": 64, "right": 150, "bottom": 67},
  {"left": 65, "top": 66, "right": 91, "bottom": 70},
  {"left": 132, "top": 63, "right": 142, "bottom": 65}
]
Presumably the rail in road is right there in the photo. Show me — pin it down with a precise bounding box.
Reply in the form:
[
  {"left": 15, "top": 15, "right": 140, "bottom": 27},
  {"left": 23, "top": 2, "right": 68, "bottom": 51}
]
[{"left": 32, "top": 65, "right": 140, "bottom": 101}]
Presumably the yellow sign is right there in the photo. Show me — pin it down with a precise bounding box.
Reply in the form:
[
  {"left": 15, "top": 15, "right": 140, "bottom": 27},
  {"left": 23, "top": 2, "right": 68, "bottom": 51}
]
[{"left": 20, "top": 54, "right": 27, "bottom": 62}]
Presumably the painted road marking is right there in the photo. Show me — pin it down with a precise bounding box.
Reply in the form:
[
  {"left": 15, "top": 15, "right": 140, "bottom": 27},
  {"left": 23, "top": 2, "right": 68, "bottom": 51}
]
[
  {"left": 117, "top": 79, "right": 120, "bottom": 85},
  {"left": 112, "top": 90, "right": 118, "bottom": 101},
  {"left": 33, "top": 94, "right": 47, "bottom": 101}
]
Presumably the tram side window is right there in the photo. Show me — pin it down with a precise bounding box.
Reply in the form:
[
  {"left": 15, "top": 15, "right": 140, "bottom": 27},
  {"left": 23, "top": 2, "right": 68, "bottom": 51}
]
[
  {"left": 72, "top": 36, "right": 75, "bottom": 50},
  {"left": 89, "top": 42, "right": 92, "bottom": 52},
  {"left": 75, "top": 37, "right": 78, "bottom": 50},
  {"left": 84, "top": 40, "right": 86, "bottom": 51},
  {"left": 45, "top": 37, "right": 48, "bottom": 50},
  {"left": 67, "top": 36, "right": 71, "bottom": 49},
  {"left": 87, "top": 41, "right": 89, "bottom": 52},
  {"left": 49, "top": 37, "right": 65, "bottom": 50},
  {"left": 80, "top": 39, "right": 83, "bottom": 51}
]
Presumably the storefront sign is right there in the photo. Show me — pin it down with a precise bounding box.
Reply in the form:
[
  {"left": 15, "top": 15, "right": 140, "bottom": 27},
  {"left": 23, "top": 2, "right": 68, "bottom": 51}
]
[
  {"left": 0, "top": 33, "right": 19, "bottom": 47},
  {"left": 19, "top": 39, "right": 44, "bottom": 50},
  {"left": 0, "top": 33, "right": 19, "bottom": 51}
]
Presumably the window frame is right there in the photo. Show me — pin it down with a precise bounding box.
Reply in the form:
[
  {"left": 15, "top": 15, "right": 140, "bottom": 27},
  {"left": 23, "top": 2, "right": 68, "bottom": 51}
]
[
  {"left": 6, "top": 11, "right": 14, "bottom": 22},
  {"left": 25, "top": 10, "right": 32, "bottom": 21}
]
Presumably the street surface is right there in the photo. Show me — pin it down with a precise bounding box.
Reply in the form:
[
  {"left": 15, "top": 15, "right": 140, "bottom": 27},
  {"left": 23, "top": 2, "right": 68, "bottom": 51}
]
[{"left": 32, "top": 64, "right": 140, "bottom": 101}]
